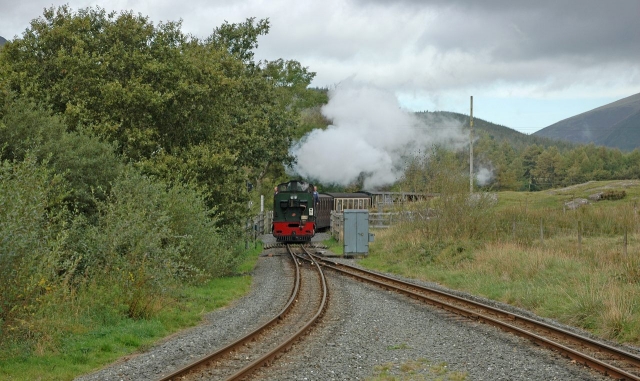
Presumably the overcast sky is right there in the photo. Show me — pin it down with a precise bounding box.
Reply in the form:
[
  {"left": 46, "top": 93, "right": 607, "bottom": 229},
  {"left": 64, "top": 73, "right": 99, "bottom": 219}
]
[{"left": 2, "top": 0, "right": 639, "bottom": 135}]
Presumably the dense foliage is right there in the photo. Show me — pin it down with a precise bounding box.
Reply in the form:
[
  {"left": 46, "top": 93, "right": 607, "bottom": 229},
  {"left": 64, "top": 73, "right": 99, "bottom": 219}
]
[
  {"left": 0, "top": 5, "right": 322, "bottom": 358},
  {"left": 0, "top": 6, "right": 319, "bottom": 224}
]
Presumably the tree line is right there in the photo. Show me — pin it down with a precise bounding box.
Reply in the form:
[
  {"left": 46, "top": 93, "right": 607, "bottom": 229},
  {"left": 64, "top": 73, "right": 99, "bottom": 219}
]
[
  {"left": 401, "top": 112, "right": 640, "bottom": 193},
  {"left": 475, "top": 134, "right": 640, "bottom": 191},
  {"left": 0, "top": 5, "right": 324, "bottom": 348}
]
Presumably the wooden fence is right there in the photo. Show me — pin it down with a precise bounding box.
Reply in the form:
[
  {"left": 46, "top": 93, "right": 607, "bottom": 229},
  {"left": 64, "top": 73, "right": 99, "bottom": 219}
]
[
  {"left": 495, "top": 217, "right": 639, "bottom": 255},
  {"left": 249, "top": 210, "right": 413, "bottom": 237},
  {"left": 244, "top": 211, "right": 272, "bottom": 248},
  {"left": 329, "top": 211, "right": 420, "bottom": 242},
  {"left": 248, "top": 210, "right": 409, "bottom": 243}
]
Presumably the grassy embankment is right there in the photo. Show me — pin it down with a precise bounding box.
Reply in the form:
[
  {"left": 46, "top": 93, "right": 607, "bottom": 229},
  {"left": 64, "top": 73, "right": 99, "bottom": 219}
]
[
  {"left": 0, "top": 244, "right": 263, "bottom": 381},
  {"left": 357, "top": 180, "right": 640, "bottom": 346}
]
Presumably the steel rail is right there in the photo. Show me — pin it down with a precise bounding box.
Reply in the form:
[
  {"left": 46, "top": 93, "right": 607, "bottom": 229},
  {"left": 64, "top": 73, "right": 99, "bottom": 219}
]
[
  {"left": 315, "top": 255, "right": 640, "bottom": 381},
  {"left": 156, "top": 249, "right": 301, "bottom": 381},
  {"left": 224, "top": 244, "right": 328, "bottom": 380}
]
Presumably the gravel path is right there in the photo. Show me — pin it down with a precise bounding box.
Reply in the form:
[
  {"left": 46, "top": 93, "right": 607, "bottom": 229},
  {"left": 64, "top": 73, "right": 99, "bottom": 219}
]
[{"left": 76, "top": 233, "right": 613, "bottom": 380}]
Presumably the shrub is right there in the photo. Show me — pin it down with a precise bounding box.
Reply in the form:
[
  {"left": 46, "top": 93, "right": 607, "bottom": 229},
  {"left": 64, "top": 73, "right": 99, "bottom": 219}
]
[
  {"left": 63, "top": 166, "right": 241, "bottom": 320},
  {"left": 0, "top": 97, "right": 122, "bottom": 218},
  {"left": 413, "top": 148, "right": 497, "bottom": 241},
  {"left": 0, "top": 157, "right": 66, "bottom": 339},
  {"left": 163, "top": 183, "right": 241, "bottom": 280},
  {"left": 601, "top": 190, "right": 626, "bottom": 201},
  {"left": 0, "top": 97, "right": 65, "bottom": 162},
  {"left": 65, "top": 168, "right": 180, "bottom": 318},
  {"left": 44, "top": 130, "right": 122, "bottom": 216}
]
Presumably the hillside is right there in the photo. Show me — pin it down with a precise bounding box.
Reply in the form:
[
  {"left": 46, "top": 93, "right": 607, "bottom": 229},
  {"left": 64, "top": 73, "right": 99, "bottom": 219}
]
[
  {"left": 416, "top": 111, "right": 576, "bottom": 151},
  {"left": 533, "top": 92, "right": 640, "bottom": 151},
  {"left": 0, "top": 36, "right": 6, "bottom": 46}
]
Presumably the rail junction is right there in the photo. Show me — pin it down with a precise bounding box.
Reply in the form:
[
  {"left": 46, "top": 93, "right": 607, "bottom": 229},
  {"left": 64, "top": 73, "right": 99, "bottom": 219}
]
[
  {"left": 312, "top": 254, "right": 640, "bottom": 381},
  {"left": 156, "top": 243, "right": 640, "bottom": 380}
]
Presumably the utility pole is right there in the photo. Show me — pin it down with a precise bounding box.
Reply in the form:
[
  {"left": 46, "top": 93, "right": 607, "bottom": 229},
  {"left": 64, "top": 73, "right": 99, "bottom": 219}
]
[{"left": 469, "top": 96, "right": 474, "bottom": 193}]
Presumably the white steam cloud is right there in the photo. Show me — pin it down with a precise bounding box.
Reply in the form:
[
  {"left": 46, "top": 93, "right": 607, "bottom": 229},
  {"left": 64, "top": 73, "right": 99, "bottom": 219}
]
[
  {"left": 475, "top": 166, "right": 494, "bottom": 186},
  {"left": 291, "top": 79, "right": 468, "bottom": 189}
]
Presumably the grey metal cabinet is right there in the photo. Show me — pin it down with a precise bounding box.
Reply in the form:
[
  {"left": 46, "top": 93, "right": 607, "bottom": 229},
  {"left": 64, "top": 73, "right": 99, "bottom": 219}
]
[{"left": 343, "top": 209, "right": 374, "bottom": 256}]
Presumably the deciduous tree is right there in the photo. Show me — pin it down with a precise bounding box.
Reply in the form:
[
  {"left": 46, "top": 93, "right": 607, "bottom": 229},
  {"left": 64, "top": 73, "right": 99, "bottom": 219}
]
[{"left": 0, "top": 6, "right": 318, "bottom": 225}]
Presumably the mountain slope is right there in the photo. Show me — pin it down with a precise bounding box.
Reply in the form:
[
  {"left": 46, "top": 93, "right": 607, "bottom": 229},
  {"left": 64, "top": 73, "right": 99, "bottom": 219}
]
[
  {"left": 601, "top": 112, "right": 640, "bottom": 151},
  {"left": 534, "top": 92, "right": 640, "bottom": 151},
  {"left": 0, "top": 36, "right": 6, "bottom": 46},
  {"left": 417, "top": 111, "right": 575, "bottom": 151}
]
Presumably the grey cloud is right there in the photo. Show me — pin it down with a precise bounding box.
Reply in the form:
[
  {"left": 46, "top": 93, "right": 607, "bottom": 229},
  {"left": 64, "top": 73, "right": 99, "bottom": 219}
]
[
  {"left": 2, "top": 0, "right": 639, "bottom": 132},
  {"left": 358, "top": 0, "right": 640, "bottom": 63}
]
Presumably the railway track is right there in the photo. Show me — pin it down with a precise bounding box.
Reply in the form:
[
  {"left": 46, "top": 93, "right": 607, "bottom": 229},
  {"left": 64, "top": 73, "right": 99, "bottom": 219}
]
[
  {"left": 156, "top": 244, "right": 327, "bottom": 381},
  {"left": 312, "top": 254, "right": 640, "bottom": 381}
]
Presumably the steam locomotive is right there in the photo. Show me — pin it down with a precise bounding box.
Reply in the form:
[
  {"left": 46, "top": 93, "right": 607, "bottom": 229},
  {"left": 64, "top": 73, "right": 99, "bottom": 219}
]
[
  {"left": 272, "top": 180, "right": 317, "bottom": 241},
  {"left": 272, "top": 180, "right": 371, "bottom": 242}
]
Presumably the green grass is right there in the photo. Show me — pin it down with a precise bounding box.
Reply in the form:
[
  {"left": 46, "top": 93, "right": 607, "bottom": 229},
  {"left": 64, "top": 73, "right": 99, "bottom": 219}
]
[
  {"left": 494, "top": 180, "right": 640, "bottom": 212},
  {"left": 0, "top": 244, "right": 263, "bottom": 381},
  {"left": 362, "top": 180, "right": 640, "bottom": 346},
  {"left": 368, "top": 358, "right": 468, "bottom": 380},
  {"left": 323, "top": 236, "right": 344, "bottom": 255}
]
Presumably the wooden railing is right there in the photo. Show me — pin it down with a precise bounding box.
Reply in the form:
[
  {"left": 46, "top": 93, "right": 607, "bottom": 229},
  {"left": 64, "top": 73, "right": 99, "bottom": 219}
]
[
  {"left": 329, "top": 210, "right": 424, "bottom": 242},
  {"left": 330, "top": 211, "right": 343, "bottom": 242}
]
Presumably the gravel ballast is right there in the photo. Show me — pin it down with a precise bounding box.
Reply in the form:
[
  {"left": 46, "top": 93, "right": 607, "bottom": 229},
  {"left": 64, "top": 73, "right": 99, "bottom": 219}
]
[
  {"left": 76, "top": 234, "right": 612, "bottom": 380},
  {"left": 75, "top": 248, "right": 291, "bottom": 381}
]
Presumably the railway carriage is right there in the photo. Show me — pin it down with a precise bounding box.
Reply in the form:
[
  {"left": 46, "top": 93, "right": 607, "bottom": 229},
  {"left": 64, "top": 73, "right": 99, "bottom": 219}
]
[{"left": 314, "top": 192, "right": 370, "bottom": 230}]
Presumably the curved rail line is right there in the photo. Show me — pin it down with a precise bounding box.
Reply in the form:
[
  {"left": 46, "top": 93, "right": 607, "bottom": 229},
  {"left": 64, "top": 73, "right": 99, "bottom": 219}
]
[
  {"left": 157, "top": 244, "right": 327, "bottom": 381},
  {"left": 313, "top": 254, "right": 640, "bottom": 381},
  {"left": 225, "top": 244, "right": 328, "bottom": 380},
  {"left": 157, "top": 248, "right": 301, "bottom": 380}
]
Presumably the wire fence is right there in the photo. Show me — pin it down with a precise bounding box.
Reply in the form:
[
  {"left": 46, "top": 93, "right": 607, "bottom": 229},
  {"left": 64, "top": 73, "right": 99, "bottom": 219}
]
[
  {"left": 489, "top": 216, "right": 640, "bottom": 253},
  {"left": 248, "top": 208, "right": 640, "bottom": 256}
]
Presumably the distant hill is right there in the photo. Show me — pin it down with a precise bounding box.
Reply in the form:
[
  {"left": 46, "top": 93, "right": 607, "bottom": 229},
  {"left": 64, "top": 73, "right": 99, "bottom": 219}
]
[
  {"left": 534, "top": 92, "right": 640, "bottom": 151},
  {"left": 416, "top": 111, "right": 575, "bottom": 151},
  {"left": 0, "top": 36, "right": 6, "bottom": 46}
]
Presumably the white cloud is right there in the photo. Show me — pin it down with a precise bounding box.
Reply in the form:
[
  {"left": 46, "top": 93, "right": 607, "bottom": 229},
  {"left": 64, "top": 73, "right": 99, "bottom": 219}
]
[{"left": 1, "top": 0, "right": 639, "bottom": 132}]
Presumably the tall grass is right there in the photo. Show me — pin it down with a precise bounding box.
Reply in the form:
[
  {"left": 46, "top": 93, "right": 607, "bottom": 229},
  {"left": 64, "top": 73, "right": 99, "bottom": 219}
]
[
  {"left": 0, "top": 234, "right": 261, "bottom": 381},
  {"left": 367, "top": 217, "right": 640, "bottom": 344},
  {"left": 365, "top": 164, "right": 640, "bottom": 345}
]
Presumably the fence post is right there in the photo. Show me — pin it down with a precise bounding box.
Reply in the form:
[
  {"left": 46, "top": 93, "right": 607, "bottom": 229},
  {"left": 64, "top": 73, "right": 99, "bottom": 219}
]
[
  {"left": 512, "top": 219, "right": 516, "bottom": 242},
  {"left": 624, "top": 228, "right": 628, "bottom": 256},
  {"left": 245, "top": 218, "right": 249, "bottom": 249},
  {"left": 540, "top": 217, "right": 544, "bottom": 245},
  {"left": 577, "top": 220, "right": 582, "bottom": 253}
]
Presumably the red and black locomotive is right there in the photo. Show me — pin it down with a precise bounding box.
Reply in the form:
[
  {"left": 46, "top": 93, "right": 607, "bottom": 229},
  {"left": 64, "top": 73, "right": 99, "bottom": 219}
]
[
  {"left": 272, "top": 180, "right": 372, "bottom": 242},
  {"left": 272, "top": 180, "right": 318, "bottom": 241}
]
